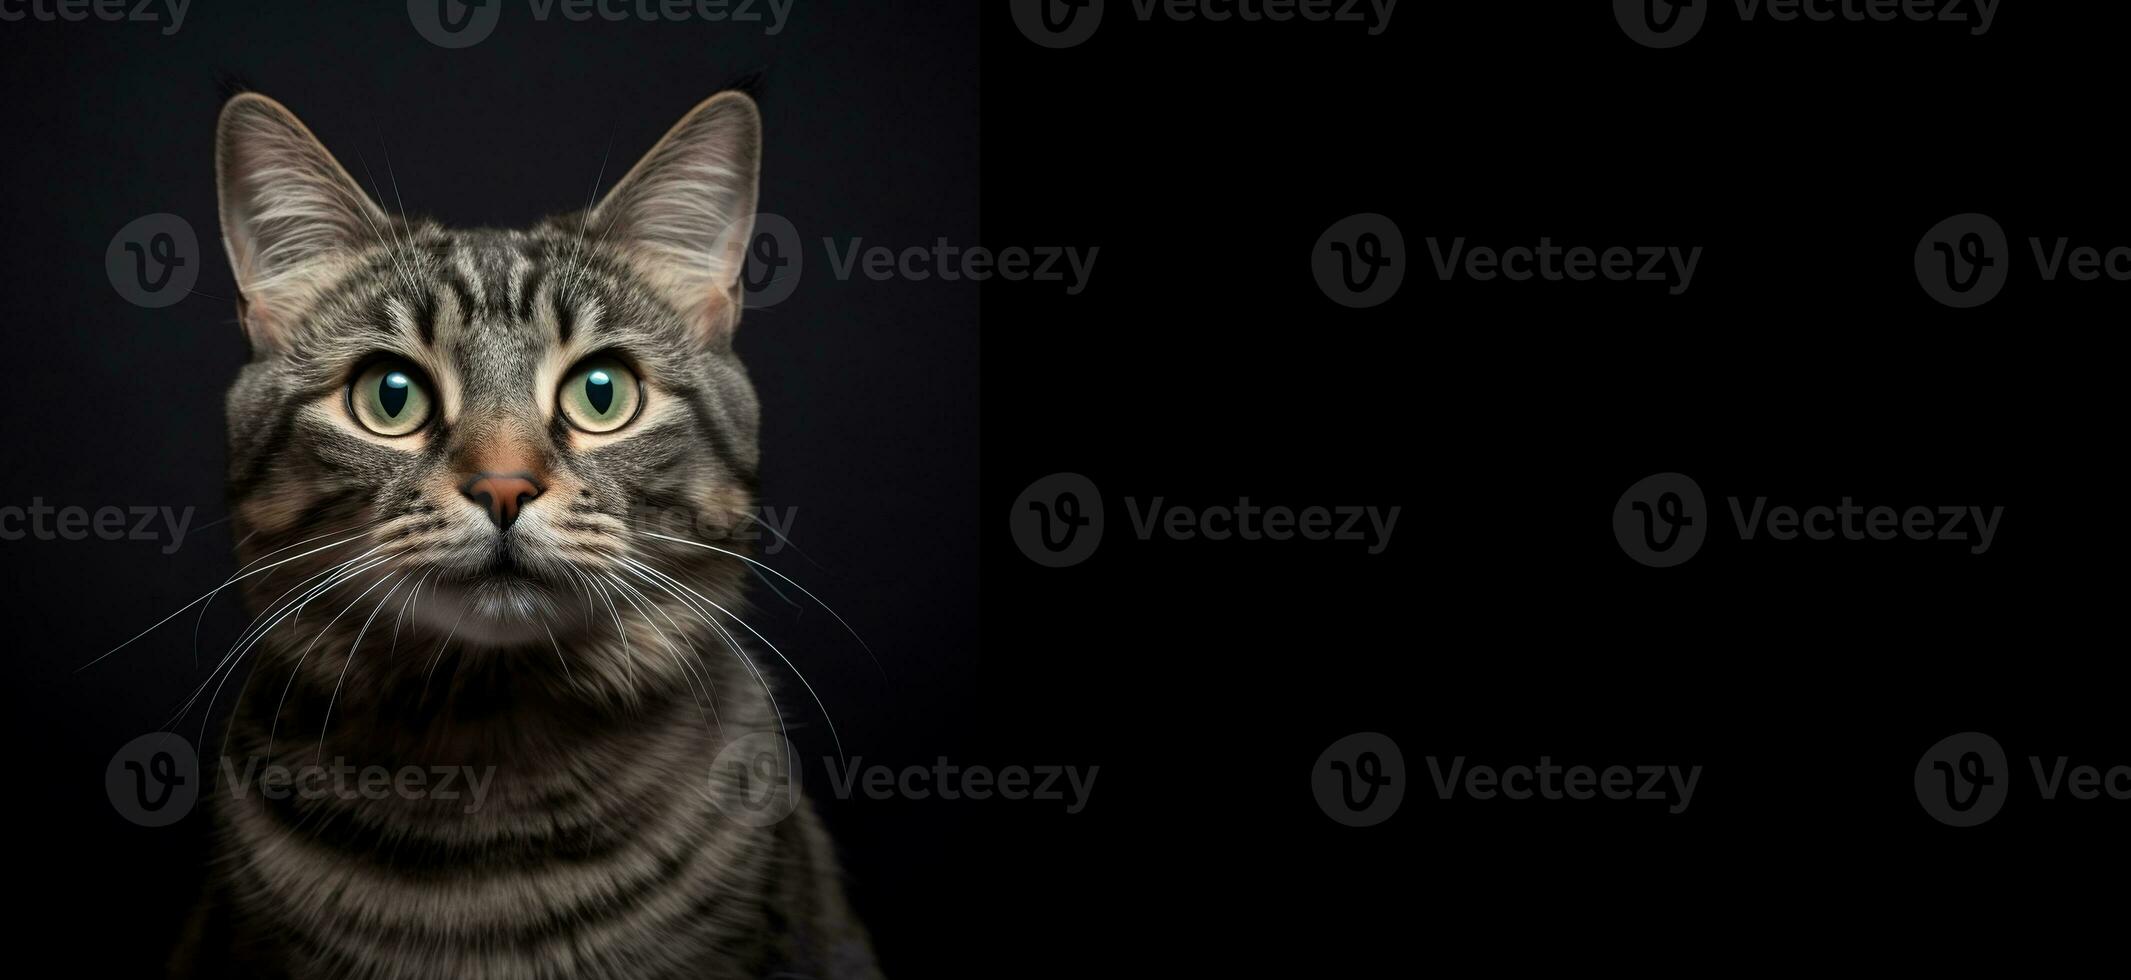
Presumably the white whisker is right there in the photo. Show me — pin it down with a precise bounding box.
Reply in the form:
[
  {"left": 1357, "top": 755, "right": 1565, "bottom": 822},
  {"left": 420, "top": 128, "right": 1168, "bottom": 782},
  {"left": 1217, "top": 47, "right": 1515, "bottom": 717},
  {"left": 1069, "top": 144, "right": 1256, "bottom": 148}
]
[
  {"left": 265, "top": 557, "right": 404, "bottom": 764},
  {"left": 82, "top": 527, "right": 377, "bottom": 672},
  {"left": 618, "top": 554, "right": 843, "bottom": 766},
  {"left": 634, "top": 529, "right": 877, "bottom": 664}
]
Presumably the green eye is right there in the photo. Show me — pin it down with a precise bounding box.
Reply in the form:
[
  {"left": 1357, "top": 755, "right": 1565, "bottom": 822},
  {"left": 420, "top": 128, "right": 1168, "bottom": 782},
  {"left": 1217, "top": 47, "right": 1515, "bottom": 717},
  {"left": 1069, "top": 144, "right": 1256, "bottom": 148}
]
[
  {"left": 348, "top": 360, "right": 433, "bottom": 436},
  {"left": 559, "top": 355, "right": 642, "bottom": 433}
]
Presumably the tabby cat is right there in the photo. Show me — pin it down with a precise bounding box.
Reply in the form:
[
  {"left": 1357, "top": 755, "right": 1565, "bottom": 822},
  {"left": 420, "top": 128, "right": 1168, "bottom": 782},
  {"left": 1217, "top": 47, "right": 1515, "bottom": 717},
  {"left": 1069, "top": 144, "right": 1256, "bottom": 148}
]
[{"left": 171, "top": 91, "right": 881, "bottom": 979}]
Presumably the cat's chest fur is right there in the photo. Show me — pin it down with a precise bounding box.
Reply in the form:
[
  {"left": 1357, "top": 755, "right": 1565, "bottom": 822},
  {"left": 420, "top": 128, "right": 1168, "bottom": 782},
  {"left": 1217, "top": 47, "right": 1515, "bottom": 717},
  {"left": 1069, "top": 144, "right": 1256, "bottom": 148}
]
[{"left": 176, "top": 654, "right": 872, "bottom": 979}]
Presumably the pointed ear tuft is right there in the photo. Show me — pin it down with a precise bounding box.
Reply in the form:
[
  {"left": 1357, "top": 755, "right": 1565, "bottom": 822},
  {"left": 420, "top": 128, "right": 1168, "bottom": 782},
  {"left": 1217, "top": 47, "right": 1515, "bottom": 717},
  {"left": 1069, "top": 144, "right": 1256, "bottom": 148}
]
[
  {"left": 589, "top": 92, "right": 762, "bottom": 344},
  {"left": 214, "top": 93, "right": 385, "bottom": 350}
]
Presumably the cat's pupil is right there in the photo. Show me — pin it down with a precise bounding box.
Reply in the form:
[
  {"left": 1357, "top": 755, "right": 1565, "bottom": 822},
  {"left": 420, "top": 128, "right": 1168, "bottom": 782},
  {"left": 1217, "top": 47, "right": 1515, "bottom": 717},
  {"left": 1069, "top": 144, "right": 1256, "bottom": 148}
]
[
  {"left": 379, "top": 372, "right": 410, "bottom": 418},
  {"left": 586, "top": 370, "right": 614, "bottom": 414}
]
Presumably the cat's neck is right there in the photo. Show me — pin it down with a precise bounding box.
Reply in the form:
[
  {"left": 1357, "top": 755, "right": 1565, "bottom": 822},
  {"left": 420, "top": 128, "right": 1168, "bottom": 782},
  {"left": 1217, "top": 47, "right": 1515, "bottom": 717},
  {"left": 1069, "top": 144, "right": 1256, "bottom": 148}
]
[
  {"left": 202, "top": 634, "right": 796, "bottom": 978},
  {"left": 215, "top": 629, "right": 769, "bottom": 817}
]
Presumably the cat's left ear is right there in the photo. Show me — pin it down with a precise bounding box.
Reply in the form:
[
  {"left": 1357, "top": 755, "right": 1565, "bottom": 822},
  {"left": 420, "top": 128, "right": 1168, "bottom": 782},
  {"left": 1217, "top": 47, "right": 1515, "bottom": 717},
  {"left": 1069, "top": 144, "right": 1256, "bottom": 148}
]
[
  {"left": 214, "top": 93, "right": 387, "bottom": 352},
  {"left": 589, "top": 92, "right": 761, "bottom": 346}
]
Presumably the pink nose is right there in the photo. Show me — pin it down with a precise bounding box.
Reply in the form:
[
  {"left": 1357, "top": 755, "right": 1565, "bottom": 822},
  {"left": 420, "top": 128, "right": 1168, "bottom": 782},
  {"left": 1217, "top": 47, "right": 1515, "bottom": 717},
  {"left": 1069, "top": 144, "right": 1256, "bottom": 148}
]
[{"left": 460, "top": 473, "right": 544, "bottom": 530}]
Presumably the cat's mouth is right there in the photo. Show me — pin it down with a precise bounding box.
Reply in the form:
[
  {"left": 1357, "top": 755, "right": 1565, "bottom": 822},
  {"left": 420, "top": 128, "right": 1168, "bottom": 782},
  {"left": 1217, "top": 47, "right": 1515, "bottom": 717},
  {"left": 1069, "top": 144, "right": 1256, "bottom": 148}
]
[
  {"left": 485, "top": 550, "right": 535, "bottom": 579},
  {"left": 402, "top": 559, "right": 592, "bottom": 649}
]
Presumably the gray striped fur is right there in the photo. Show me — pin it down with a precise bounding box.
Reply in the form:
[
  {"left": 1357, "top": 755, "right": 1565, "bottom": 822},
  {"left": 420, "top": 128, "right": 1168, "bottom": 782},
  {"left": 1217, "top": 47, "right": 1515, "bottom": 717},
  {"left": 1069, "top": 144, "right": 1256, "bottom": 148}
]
[{"left": 174, "top": 93, "right": 880, "bottom": 979}]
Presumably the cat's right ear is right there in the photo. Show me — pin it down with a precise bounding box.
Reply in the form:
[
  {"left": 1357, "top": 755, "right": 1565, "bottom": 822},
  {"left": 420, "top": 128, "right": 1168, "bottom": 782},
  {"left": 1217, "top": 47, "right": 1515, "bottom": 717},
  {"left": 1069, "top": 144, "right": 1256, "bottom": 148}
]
[
  {"left": 214, "top": 94, "right": 386, "bottom": 351},
  {"left": 587, "top": 92, "right": 761, "bottom": 347}
]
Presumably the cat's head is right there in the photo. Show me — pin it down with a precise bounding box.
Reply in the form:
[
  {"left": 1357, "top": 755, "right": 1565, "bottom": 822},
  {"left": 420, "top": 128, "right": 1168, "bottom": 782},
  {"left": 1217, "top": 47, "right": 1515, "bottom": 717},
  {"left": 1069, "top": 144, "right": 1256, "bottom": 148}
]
[{"left": 214, "top": 92, "right": 765, "bottom": 705}]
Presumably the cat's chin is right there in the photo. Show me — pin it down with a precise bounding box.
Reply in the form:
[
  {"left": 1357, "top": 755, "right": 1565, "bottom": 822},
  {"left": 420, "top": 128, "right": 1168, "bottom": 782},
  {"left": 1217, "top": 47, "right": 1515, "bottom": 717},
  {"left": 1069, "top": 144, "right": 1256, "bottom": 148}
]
[{"left": 407, "top": 573, "right": 575, "bottom": 649}]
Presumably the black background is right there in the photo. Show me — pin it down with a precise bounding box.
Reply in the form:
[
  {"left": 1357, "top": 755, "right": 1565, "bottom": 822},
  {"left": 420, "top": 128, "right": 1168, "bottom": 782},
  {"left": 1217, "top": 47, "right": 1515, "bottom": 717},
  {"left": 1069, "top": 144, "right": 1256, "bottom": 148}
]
[{"left": 6, "top": 1, "right": 2126, "bottom": 975}]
